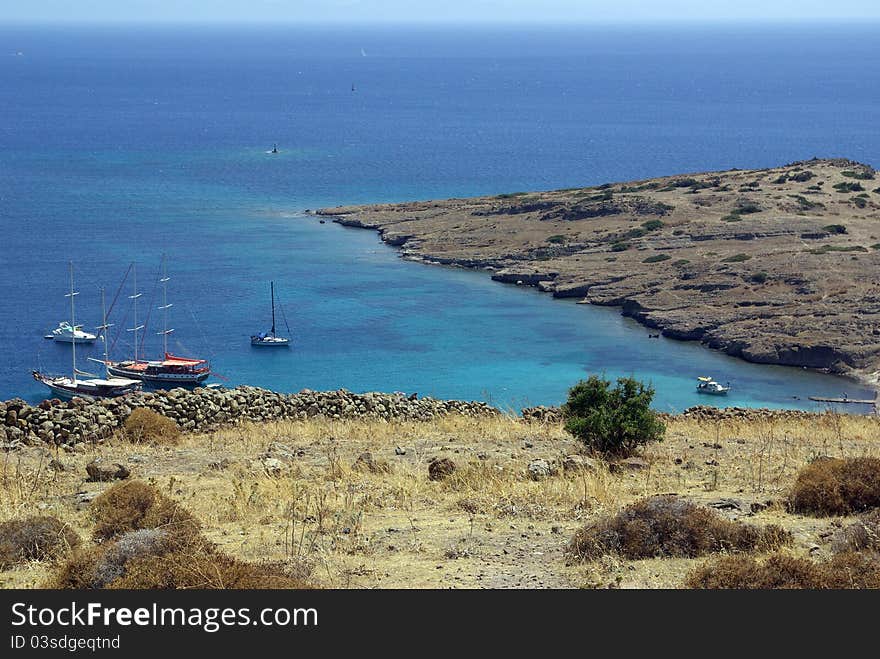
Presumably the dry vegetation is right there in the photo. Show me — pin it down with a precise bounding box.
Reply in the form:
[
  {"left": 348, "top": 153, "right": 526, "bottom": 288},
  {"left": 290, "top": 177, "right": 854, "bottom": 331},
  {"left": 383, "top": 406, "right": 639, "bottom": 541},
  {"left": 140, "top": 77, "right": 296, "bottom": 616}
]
[{"left": 2, "top": 410, "right": 880, "bottom": 589}]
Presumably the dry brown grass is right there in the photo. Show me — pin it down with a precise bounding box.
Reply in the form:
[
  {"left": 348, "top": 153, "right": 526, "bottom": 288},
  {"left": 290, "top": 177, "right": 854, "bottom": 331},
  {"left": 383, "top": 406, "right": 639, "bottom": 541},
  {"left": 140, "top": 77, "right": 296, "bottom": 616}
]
[
  {"left": 567, "top": 495, "right": 790, "bottom": 561},
  {"left": 788, "top": 457, "right": 880, "bottom": 516},
  {"left": 684, "top": 551, "right": 880, "bottom": 589},
  {"left": 2, "top": 411, "right": 880, "bottom": 589},
  {"left": 0, "top": 516, "right": 80, "bottom": 568},
  {"left": 122, "top": 408, "right": 181, "bottom": 444}
]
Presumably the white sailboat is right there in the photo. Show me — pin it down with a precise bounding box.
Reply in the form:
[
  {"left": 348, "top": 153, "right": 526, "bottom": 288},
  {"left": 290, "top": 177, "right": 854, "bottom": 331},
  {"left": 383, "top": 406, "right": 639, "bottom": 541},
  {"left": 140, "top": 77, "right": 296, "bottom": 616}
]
[
  {"left": 34, "top": 264, "right": 141, "bottom": 401},
  {"left": 251, "top": 281, "right": 291, "bottom": 346}
]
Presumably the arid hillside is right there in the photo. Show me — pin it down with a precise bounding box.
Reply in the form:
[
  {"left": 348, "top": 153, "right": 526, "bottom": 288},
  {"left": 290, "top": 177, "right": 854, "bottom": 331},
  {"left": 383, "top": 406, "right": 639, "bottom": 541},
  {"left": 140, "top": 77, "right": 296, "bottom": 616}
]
[
  {"left": 317, "top": 159, "right": 880, "bottom": 384},
  {"left": 3, "top": 408, "right": 880, "bottom": 589}
]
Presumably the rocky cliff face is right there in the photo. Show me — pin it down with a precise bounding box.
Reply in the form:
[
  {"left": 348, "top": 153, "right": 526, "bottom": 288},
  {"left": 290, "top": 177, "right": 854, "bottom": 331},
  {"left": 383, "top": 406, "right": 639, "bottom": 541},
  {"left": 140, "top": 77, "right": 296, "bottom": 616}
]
[{"left": 318, "top": 159, "right": 880, "bottom": 384}]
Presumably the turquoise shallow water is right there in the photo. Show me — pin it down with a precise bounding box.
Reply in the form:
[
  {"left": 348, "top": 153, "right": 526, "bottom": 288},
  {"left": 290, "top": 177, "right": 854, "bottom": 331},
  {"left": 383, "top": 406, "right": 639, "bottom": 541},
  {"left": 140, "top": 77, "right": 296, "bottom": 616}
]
[{"left": 1, "top": 24, "right": 877, "bottom": 411}]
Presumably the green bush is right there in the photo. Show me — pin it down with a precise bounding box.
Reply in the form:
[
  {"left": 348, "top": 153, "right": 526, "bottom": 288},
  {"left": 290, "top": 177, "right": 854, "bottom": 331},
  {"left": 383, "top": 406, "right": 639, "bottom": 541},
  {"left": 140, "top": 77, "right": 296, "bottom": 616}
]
[
  {"left": 790, "top": 170, "right": 814, "bottom": 182},
  {"left": 823, "top": 224, "right": 847, "bottom": 234},
  {"left": 562, "top": 375, "right": 665, "bottom": 456},
  {"left": 643, "top": 254, "right": 671, "bottom": 263},
  {"left": 610, "top": 241, "right": 630, "bottom": 252},
  {"left": 749, "top": 271, "right": 768, "bottom": 284},
  {"left": 734, "top": 200, "right": 762, "bottom": 214},
  {"left": 546, "top": 234, "right": 566, "bottom": 244},
  {"left": 721, "top": 253, "right": 752, "bottom": 263},
  {"left": 841, "top": 169, "right": 875, "bottom": 180},
  {"left": 641, "top": 219, "right": 664, "bottom": 232},
  {"left": 833, "top": 181, "right": 864, "bottom": 193}
]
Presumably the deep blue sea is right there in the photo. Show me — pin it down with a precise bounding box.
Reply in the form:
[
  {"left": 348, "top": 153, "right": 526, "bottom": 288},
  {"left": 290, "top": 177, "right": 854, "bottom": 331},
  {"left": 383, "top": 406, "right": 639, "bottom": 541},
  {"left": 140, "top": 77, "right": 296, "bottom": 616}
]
[{"left": 1, "top": 23, "right": 878, "bottom": 412}]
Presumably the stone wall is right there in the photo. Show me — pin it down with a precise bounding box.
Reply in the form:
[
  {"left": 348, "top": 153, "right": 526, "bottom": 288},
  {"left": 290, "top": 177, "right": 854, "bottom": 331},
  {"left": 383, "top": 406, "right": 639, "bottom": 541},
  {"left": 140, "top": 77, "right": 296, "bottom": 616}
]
[{"left": 0, "top": 386, "right": 500, "bottom": 449}]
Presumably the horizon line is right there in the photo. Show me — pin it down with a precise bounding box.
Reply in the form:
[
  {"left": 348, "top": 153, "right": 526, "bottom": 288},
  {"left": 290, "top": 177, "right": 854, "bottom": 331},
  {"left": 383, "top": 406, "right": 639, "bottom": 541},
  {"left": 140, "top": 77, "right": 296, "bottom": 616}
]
[{"left": 3, "top": 17, "right": 880, "bottom": 27}]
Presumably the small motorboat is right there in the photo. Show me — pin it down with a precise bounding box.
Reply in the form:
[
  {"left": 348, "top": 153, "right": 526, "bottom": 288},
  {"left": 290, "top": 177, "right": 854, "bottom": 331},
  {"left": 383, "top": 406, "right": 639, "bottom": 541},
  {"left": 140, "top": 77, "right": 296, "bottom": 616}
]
[
  {"left": 49, "top": 321, "right": 97, "bottom": 344},
  {"left": 696, "top": 376, "right": 730, "bottom": 395}
]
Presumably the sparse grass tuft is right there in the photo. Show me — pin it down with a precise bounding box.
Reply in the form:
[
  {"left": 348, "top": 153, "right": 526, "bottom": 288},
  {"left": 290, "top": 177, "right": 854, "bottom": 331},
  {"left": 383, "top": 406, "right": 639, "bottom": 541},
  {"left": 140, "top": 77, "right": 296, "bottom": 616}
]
[
  {"left": 788, "top": 457, "right": 880, "bottom": 516},
  {"left": 567, "top": 495, "right": 790, "bottom": 561}
]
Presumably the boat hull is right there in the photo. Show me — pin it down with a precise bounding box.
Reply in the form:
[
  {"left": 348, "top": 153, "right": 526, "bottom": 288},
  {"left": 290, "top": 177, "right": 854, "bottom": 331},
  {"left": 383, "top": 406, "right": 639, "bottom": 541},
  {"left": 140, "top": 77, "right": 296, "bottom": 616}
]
[
  {"left": 52, "top": 335, "right": 97, "bottom": 344},
  {"left": 33, "top": 372, "right": 141, "bottom": 401},
  {"left": 251, "top": 337, "right": 290, "bottom": 347},
  {"left": 105, "top": 358, "right": 210, "bottom": 385}
]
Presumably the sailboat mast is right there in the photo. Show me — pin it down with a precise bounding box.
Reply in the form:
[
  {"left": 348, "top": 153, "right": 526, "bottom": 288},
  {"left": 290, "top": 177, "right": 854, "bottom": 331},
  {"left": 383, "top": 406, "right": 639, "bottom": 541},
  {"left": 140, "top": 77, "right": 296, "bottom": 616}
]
[
  {"left": 68, "top": 262, "right": 77, "bottom": 384},
  {"left": 100, "top": 287, "right": 110, "bottom": 379},
  {"left": 270, "top": 281, "right": 276, "bottom": 337},
  {"left": 127, "top": 263, "right": 144, "bottom": 364},
  {"left": 157, "top": 255, "right": 173, "bottom": 356}
]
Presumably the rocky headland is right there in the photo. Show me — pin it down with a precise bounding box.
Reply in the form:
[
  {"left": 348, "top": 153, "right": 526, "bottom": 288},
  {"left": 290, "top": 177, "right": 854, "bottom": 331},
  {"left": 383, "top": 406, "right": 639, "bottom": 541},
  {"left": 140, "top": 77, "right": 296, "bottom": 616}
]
[{"left": 316, "top": 159, "right": 880, "bottom": 386}]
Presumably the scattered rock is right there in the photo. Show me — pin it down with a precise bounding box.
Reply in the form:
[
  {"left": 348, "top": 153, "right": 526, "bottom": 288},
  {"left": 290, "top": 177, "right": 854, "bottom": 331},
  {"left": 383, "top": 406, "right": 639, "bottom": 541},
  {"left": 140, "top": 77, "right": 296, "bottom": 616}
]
[
  {"left": 394, "top": 446, "right": 407, "bottom": 456},
  {"left": 428, "top": 457, "right": 456, "bottom": 481},
  {"left": 610, "top": 457, "right": 649, "bottom": 473},
  {"left": 208, "top": 458, "right": 231, "bottom": 471},
  {"left": 260, "top": 457, "right": 286, "bottom": 477},
  {"left": 707, "top": 498, "right": 742, "bottom": 511},
  {"left": 527, "top": 458, "right": 554, "bottom": 481},
  {"left": 562, "top": 454, "right": 599, "bottom": 473},
  {"left": 85, "top": 460, "right": 130, "bottom": 482}
]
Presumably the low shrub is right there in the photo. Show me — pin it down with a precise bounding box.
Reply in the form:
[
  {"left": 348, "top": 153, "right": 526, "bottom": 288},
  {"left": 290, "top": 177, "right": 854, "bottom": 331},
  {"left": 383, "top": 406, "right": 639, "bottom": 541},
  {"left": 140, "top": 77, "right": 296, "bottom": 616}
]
[
  {"left": 734, "top": 200, "right": 762, "bottom": 214},
  {"left": 641, "top": 219, "right": 664, "bottom": 232},
  {"left": 610, "top": 241, "right": 630, "bottom": 252},
  {"left": 90, "top": 480, "right": 201, "bottom": 543},
  {"left": 831, "top": 509, "right": 880, "bottom": 553},
  {"left": 48, "top": 529, "right": 310, "bottom": 589},
  {"left": 567, "top": 495, "right": 790, "bottom": 561},
  {"left": 546, "top": 234, "right": 566, "bottom": 244},
  {"left": 562, "top": 375, "right": 665, "bottom": 457},
  {"left": 0, "top": 516, "right": 80, "bottom": 568},
  {"left": 788, "top": 457, "right": 880, "bottom": 516},
  {"left": 823, "top": 224, "right": 847, "bottom": 234},
  {"left": 642, "top": 254, "right": 671, "bottom": 263},
  {"left": 684, "top": 551, "right": 880, "bottom": 589},
  {"left": 123, "top": 408, "right": 181, "bottom": 444},
  {"left": 721, "top": 253, "right": 752, "bottom": 263},
  {"left": 841, "top": 169, "right": 875, "bottom": 180},
  {"left": 790, "top": 170, "right": 814, "bottom": 182},
  {"left": 833, "top": 181, "right": 864, "bottom": 193},
  {"left": 749, "top": 271, "right": 768, "bottom": 284}
]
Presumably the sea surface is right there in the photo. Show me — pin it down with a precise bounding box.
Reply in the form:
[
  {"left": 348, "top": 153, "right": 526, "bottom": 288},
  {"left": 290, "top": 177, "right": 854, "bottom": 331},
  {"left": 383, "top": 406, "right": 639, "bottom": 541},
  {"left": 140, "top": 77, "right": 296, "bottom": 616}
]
[{"left": 1, "top": 22, "right": 878, "bottom": 411}]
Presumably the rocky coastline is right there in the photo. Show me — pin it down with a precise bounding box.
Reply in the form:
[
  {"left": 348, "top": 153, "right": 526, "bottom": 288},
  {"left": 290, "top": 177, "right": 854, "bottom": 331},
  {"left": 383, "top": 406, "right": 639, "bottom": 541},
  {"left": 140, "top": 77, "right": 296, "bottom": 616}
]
[{"left": 315, "top": 159, "right": 880, "bottom": 389}]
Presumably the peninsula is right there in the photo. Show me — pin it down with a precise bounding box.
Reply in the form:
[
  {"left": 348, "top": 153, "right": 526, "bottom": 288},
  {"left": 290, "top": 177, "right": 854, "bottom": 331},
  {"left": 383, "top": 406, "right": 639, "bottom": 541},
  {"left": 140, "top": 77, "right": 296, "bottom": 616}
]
[{"left": 317, "top": 159, "right": 880, "bottom": 386}]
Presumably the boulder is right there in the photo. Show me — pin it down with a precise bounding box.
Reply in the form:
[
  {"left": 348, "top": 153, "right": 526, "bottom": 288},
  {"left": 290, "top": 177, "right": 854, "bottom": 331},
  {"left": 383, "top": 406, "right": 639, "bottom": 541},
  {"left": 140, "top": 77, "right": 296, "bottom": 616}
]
[
  {"left": 85, "top": 460, "right": 131, "bottom": 482},
  {"left": 527, "top": 459, "right": 554, "bottom": 481},
  {"left": 562, "top": 454, "right": 600, "bottom": 473}
]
